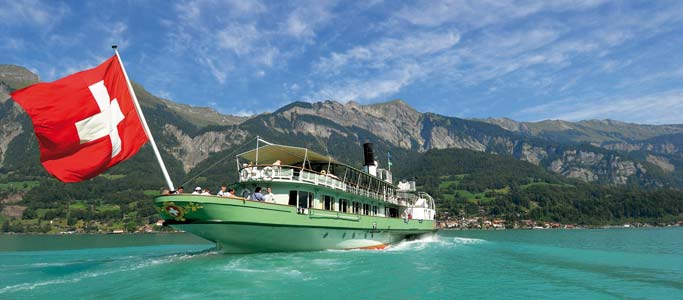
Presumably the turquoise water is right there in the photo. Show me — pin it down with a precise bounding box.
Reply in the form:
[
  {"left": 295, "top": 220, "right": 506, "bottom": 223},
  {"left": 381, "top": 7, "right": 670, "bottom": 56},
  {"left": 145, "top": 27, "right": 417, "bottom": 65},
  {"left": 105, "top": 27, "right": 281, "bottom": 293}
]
[{"left": 1, "top": 228, "right": 681, "bottom": 300}]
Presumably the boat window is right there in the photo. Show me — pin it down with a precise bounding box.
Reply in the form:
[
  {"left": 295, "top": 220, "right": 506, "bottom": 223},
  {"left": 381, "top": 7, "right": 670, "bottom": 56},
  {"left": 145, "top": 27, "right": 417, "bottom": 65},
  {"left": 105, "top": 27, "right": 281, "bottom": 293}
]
[
  {"left": 352, "top": 202, "right": 359, "bottom": 214},
  {"left": 362, "top": 204, "right": 369, "bottom": 215},
  {"left": 298, "top": 191, "right": 313, "bottom": 208},
  {"left": 340, "top": 198, "right": 348, "bottom": 213},
  {"left": 324, "top": 195, "right": 333, "bottom": 211},
  {"left": 289, "top": 190, "right": 297, "bottom": 206},
  {"left": 372, "top": 205, "right": 378, "bottom": 216}
]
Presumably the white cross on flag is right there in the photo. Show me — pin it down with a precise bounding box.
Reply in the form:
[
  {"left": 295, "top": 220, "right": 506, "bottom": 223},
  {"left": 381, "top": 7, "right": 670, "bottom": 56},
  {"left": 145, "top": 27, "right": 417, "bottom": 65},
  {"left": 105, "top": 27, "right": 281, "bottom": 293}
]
[{"left": 10, "top": 55, "right": 148, "bottom": 182}]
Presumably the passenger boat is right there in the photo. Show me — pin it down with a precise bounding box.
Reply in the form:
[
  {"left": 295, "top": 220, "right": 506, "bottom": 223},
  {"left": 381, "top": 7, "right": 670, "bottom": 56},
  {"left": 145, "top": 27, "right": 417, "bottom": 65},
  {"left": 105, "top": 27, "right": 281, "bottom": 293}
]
[{"left": 154, "top": 139, "right": 436, "bottom": 253}]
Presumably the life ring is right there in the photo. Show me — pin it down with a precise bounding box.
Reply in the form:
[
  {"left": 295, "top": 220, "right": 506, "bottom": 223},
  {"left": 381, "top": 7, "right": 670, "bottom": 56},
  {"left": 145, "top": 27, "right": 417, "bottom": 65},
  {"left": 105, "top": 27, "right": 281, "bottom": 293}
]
[
  {"left": 240, "top": 168, "right": 250, "bottom": 181},
  {"left": 262, "top": 166, "right": 274, "bottom": 180}
]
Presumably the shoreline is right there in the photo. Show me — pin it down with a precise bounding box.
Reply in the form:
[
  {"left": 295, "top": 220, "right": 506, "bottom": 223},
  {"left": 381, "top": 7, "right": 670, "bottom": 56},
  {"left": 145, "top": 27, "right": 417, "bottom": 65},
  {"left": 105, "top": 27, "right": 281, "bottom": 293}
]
[{"left": 3, "top": 224, "right": 682, "bottom": 236}]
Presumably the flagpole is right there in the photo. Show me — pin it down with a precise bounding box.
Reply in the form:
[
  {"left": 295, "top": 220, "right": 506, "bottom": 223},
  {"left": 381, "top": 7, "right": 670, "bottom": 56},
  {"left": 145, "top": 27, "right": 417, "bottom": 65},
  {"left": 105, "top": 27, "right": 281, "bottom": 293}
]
[{"left": 112, "top": 45, "right": 176, "bottom": 191}]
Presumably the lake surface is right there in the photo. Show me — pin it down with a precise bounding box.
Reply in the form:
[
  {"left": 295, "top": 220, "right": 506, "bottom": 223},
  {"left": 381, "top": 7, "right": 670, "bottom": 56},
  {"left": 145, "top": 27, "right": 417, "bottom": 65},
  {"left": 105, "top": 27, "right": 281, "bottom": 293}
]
[{"left": 1, "top": 228, "right": 681, "bottom": 300}]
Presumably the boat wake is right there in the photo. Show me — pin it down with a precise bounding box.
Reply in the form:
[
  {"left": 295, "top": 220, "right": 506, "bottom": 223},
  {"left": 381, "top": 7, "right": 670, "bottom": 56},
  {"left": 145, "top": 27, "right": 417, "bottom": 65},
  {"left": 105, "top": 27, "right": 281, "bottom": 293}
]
[
  {"left": 0, "top": 248, "right": 218, "bottom": 295},
  {"left": 386, "top": 235, "right": 487, "bottom": 252}
]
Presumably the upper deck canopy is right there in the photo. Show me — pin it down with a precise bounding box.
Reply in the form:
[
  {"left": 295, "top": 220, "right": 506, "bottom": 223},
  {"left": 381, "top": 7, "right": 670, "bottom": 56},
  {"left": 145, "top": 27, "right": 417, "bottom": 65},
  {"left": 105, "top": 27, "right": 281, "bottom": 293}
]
[{"left": 237, "top": 143, "right": 341, "bottom": 166}]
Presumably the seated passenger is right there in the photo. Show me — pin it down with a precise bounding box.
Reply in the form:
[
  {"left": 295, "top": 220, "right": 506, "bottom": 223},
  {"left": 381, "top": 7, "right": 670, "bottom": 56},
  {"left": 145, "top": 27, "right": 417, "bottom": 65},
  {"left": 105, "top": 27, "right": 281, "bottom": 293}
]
[
  {"left": 217, "top": 184, "right": 228, "bottom": 196},
  {"left": 192, "top": 186, "right": 202, "bottom": 194},
  {"left": 253, "top": 186, "right": 265, "bottom": 202},
  {"left": 175, "top": 186, "right": 184, "bottom": 194},
  {"left": 227, "top": 188, "right": 236, "bottom": 198},
  {"left": 201, "top": 188, "right": 211, "bottom": 195}
]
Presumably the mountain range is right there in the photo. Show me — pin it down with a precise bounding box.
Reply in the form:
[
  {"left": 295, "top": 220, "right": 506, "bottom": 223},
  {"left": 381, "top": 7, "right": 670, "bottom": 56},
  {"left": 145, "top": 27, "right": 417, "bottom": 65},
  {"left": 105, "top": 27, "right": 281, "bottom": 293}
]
[
  {"left": 3, "top": 64, "right": 683, "bottom": 187},
  {"left": 2, "top": 64, "right": 683, "bottom": 229}
]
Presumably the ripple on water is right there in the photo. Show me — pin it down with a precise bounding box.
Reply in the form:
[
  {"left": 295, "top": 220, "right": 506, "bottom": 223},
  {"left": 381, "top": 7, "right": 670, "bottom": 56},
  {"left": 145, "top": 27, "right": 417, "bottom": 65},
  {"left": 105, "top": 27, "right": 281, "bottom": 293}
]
[{"left": 0, "top": 248, "right": 218, "bottom": 295}]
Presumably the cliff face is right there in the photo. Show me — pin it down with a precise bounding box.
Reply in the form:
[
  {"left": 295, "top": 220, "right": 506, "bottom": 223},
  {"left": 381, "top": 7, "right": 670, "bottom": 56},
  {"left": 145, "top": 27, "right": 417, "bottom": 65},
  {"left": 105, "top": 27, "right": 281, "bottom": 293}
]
[
  {"left": 1, "top": 65, "right": 682, "bottom": 188},
  {"left": 0, "top": 65, "right": 38, "bottom": 167},
  {"left": 482, "top": 117, "right": 683, "bottom": 156},
  {"left": 163, "top": 124, "right": 249, "bottom": 172}
]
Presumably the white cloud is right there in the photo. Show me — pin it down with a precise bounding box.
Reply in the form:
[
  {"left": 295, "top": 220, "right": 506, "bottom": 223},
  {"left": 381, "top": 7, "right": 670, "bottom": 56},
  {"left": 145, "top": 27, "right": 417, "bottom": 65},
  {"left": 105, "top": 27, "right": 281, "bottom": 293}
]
[
  {"left": 516, "top": 90, "right": 683, "bottom": 124},
  {"left": 234, "top": 109, "right": 257, "bottom": 117},
  {"left": 282, "top": 0, "right": 336, "bottom": 40},
  {"left": 216, "top": 23, "right": 260, "bottom": 55},
  {"left": 100, "top": 21, "right": 129, "bottom": 49},
  {"left": 306, "top": 64, "right": 421, "bottom": 102},
  {"left": 394, "top": 0, "right": 605, "bottom": 28},
  {"left": 0, "top": 0, "right": 69, "bottom": 28},
  {"left": 314, "top": 30, "right": 460, "bottom": 74},
  {"left": 164, "top": 0, "right": 334, "bottom": 84}
]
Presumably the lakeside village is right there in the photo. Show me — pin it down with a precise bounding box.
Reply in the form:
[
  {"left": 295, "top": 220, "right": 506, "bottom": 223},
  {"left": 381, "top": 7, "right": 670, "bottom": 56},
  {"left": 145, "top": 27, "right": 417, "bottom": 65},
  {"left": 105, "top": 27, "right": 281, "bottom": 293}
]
[
  {"left": 436, "top": 213, "right": 683, "bottom": 230},
  {"left": 4, "top": 212, "right": 683, "bottom": 235}
]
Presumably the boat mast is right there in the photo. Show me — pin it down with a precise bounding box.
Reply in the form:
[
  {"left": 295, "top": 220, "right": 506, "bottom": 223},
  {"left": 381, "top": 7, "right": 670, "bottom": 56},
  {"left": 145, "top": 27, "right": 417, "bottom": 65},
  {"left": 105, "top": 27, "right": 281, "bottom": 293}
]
[{"left": 255, "top": 136, "right": 259, "bottom": 165}]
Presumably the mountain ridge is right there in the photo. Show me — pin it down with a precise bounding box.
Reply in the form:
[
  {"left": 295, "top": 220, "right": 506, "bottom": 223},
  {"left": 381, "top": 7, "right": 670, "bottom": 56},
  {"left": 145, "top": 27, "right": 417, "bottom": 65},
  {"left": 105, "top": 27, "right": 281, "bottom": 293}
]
[
  {"left": 1, "top": 65, "right": 682, "bottom": 188},
  {"left": 2, "top": 64, "right": 683, "bottom": 231}
]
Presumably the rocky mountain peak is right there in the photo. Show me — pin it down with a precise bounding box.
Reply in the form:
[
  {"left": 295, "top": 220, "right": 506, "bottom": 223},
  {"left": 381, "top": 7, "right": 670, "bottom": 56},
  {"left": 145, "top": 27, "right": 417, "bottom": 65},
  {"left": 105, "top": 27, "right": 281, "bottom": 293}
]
[
  {"left": 481, "top": 117, "right": 527, "bottom": 132},
  {"left": 0, "top": 65, "right": 39, "bottom": 85},
  {"left": 0, "top": 65, "right": 40, "bottom": 103}
]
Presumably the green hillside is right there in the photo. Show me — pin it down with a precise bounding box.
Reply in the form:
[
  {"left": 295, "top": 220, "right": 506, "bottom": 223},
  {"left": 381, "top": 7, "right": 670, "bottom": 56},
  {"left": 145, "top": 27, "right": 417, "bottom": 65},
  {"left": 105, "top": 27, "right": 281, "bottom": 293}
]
[{"left": 411, "top": 149, "right": 683, "bottom": 225}]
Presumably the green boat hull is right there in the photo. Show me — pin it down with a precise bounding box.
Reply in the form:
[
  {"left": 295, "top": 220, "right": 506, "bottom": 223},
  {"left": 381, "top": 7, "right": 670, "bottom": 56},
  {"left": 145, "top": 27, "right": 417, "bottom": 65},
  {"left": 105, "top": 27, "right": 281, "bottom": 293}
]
[{"left": 155, "top": 195, "right": 436, "bottom": 253}]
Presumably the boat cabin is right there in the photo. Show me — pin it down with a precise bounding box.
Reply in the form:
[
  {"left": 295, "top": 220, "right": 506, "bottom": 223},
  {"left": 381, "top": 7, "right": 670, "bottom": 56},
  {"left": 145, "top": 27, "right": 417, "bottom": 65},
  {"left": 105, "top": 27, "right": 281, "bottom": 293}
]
[{"left": 234, "top": 139, "right": 435, "bottom": 221}]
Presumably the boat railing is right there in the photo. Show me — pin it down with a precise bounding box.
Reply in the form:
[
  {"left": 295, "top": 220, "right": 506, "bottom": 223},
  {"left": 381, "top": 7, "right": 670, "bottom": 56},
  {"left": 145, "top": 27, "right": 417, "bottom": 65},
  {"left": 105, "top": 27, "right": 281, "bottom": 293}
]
[{"left": 240, "top": 165, "right": 399, "bottom": 204}]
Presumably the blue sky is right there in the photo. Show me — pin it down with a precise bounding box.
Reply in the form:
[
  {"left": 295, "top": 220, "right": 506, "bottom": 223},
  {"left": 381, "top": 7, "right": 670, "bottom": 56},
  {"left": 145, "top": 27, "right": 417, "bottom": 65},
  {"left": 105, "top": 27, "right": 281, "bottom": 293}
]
[{"left": 2, "top": 0, "right": 683, "bottom": 124}]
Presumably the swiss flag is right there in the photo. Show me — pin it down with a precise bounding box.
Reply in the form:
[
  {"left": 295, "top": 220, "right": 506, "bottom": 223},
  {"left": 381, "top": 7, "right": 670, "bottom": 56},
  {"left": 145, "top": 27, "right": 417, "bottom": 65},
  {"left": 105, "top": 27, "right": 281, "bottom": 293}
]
[{"left": 10, "top": 55, "right": 148, "bottom": 182}]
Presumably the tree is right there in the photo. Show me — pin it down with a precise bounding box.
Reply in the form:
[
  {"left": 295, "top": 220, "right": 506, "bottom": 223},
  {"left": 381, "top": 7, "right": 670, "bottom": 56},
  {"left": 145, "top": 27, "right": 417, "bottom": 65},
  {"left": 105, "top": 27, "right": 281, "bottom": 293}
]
[{"left": 1, "top": 220, "right": 9, "bottom": 232}]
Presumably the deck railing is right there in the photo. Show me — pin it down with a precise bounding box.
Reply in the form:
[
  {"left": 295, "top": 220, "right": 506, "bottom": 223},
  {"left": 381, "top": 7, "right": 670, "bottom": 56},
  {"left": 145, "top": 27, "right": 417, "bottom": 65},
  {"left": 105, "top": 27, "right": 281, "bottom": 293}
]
[{"left": 239, "top": 165, "right": 405, "bottom": 205}]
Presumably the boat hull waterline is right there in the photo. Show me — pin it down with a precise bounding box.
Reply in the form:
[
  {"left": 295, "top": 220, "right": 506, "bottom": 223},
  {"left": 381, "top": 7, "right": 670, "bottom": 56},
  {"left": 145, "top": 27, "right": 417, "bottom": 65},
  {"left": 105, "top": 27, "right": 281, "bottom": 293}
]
[{"left": 155, "top": 195, "right": 436, "bottom": 253}]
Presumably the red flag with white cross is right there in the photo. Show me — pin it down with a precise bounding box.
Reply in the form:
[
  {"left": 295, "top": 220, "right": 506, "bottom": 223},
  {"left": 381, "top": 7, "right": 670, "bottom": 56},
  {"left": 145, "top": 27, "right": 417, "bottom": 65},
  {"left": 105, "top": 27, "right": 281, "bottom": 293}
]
[{"left": 10, "top": 55, "right": 148, "bottom": 182}]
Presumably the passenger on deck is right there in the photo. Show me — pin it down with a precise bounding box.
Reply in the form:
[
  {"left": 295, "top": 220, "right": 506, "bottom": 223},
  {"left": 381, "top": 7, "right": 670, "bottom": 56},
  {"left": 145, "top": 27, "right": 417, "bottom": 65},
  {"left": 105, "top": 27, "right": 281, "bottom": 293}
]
[
  {"left": 192, "top": 187, "right": 201, "bottom": 194},
  {"left": 217, "top": 184, "right": 228, "bottom": 196},
  {"left": 253, "top": 186, "right": 265, "bottom": 201},
  {"left": 227, "top": 188, "right": 236, "bottom": 198},
  {"left": 201, "top": 188, "right": 211, "bottom": 195},
  {"left": 174, "top": 186, "right": 184, "bottom": 194},
  {"left": 264, "top": 187, "right": 275, "bottom": 202}
]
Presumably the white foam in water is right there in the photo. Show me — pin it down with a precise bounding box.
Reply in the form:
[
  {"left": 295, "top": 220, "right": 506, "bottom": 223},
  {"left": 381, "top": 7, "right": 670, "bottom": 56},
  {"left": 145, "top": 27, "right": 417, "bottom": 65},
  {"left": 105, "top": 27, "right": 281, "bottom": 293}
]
[
  {"left": 384, "top": 235, "right": 488, "bottom": 252},
  {"left": 386, "top": 234, "right": 450, "bottom": 252},
  {"left": 451, "top": 237, "right": 487, "bottom": 245},
  {"left": 0, "top": 249, "right": 218, "bottom": 295}
]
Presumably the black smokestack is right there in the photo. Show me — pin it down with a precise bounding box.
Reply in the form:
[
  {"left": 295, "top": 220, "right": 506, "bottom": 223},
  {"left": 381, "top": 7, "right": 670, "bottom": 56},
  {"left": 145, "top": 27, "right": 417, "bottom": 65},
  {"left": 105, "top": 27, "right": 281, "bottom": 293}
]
[{"left": 363, "top": 143, "right": 374, "bottom": 166}]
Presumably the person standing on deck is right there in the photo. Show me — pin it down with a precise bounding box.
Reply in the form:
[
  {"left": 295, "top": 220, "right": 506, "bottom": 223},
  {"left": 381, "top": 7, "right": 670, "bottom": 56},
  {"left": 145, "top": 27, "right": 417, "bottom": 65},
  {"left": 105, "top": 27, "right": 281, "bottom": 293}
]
[
  {"left": 253, "top": 187, "right": 265, "bottom": 201},
  {"left": 264, "top": 187, "right": 275, "bottom": 202}
]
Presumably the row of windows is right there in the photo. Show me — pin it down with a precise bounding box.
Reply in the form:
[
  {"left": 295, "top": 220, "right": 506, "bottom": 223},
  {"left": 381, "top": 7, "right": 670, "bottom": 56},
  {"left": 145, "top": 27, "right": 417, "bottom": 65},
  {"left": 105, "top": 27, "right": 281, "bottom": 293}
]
[{"left": 288, "top": 190, "right": 388, "bottom": 216}]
